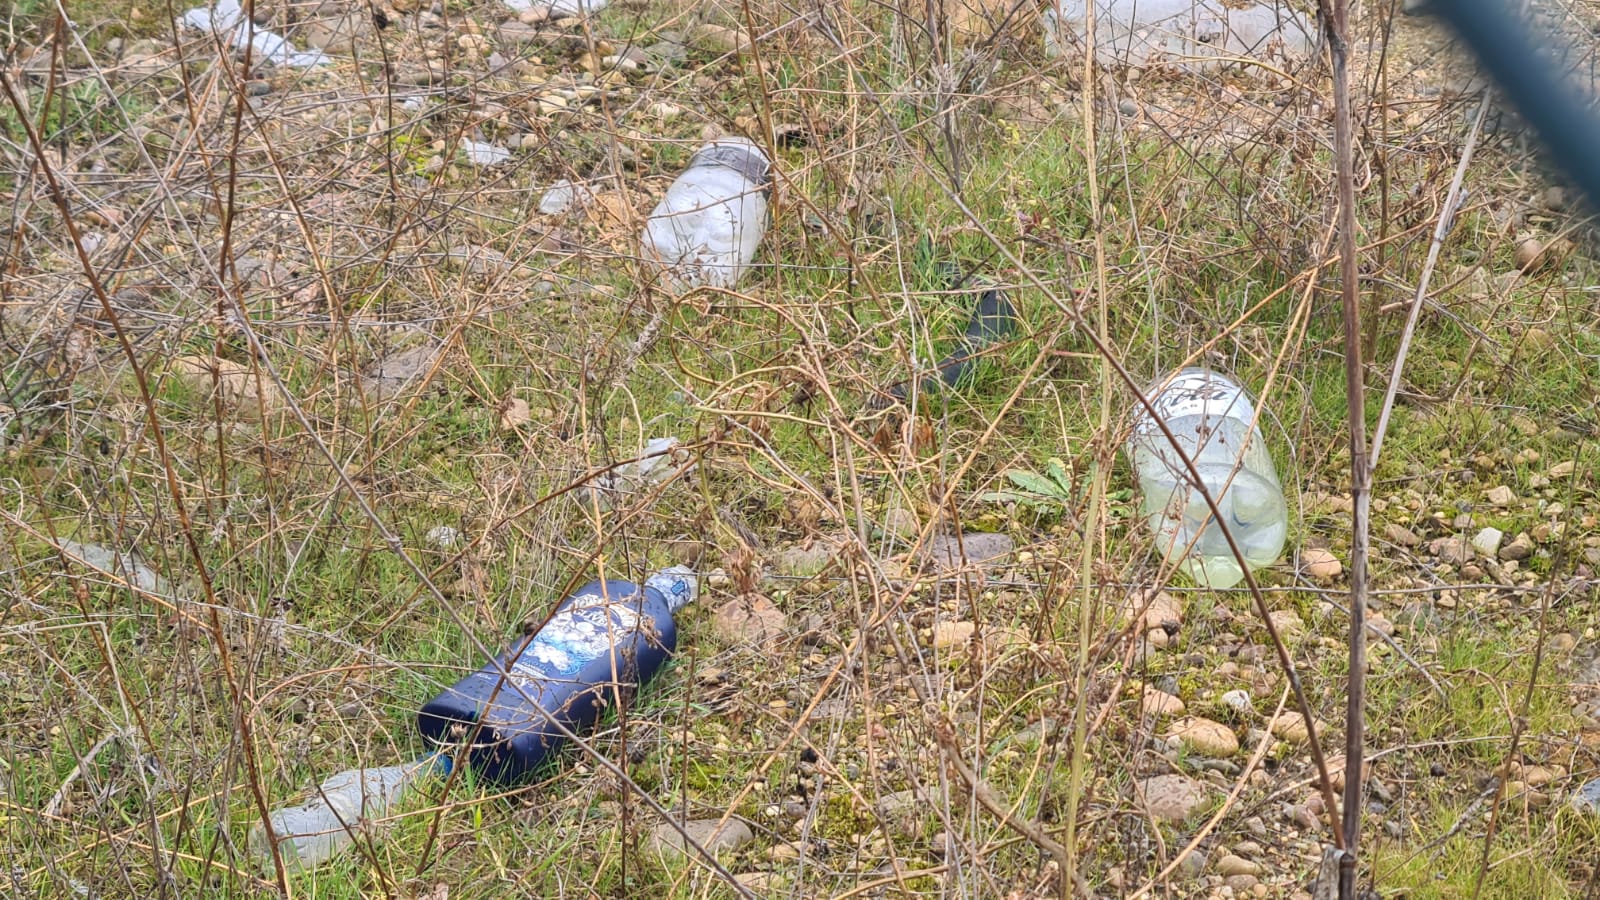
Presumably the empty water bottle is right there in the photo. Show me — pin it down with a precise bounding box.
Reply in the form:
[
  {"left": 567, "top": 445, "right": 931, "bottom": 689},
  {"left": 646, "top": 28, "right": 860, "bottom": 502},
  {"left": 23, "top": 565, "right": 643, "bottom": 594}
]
[
  {"left": 640, "top": 137, "right": 772, "bottom": 290},
  {"left": 248, "top": 753, "right": 447, "bottom": 871},
  {"left": 1126, "top": 368, "right": 1287, "bottom": 588},
  {"left": 418, "top": 567, "right": 698, "bottom": 784}
]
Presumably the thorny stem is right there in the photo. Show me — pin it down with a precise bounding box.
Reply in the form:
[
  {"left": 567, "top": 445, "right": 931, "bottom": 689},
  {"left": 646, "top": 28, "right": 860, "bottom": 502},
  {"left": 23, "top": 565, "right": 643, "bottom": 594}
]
[{"left": 1369, "top": 93, "right": 1488, "bottom": 471}]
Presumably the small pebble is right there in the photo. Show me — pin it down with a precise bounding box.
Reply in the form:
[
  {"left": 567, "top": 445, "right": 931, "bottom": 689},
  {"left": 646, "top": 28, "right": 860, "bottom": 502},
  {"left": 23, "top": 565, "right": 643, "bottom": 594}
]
[
  {"left": 882, "top": 506, "right": 919, "bottom": 540},
  {"left": 1224, "top": 874, "right": 1260, "bottom": 892},
  {"left": 1169, "top": 717, "right": 1240, "bottom": 757},
  {"left": 1215, "top": 854, "right": 1262, "bottom": 877},
  {"left": 1268, "top": 609, "right": 1305, "bottom": 637},
  {"left": 1270, "top": 711, "right": 1314, "bottom": 744},
  {"left": 1547, "top": 633, "right": 1577, "bottom": 654},
  {"left": 1471, "top": 527, "right": 1504, "bottom": 557},
  {"left": 1142, "top": 686, "right": 1187, "bottom": 717},
  {"left": 1177, "top": 850, "right": 1207, "bottom": 876},
  {"left": 1220, "top": 689, "right": 1253, "bottom": 716},
  {"left": 1384, "top": 523, "right": 1422, "bottom": 547},
  {"left": 1142, "top": 774, "right": 1212, "bottom": 823},
  {"left": 1302, "top": 548, "right": 1342, "bottom": 580},
  {"left": 931, "top": 621, "right": 976, "bottom": 650},
  {"left": 1515, "top": 237, "right": 1546, "bottom": 271},
  {"left": 1500, "top": 534, "right": 1535, "bottom": 561},
  {"left": 1288, "top": 804, "right": 1318, "bottom": 829}
]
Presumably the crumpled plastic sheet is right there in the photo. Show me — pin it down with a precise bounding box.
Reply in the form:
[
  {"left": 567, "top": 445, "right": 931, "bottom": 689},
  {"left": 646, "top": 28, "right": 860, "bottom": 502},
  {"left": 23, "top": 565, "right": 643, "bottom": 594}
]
[
  {"left": 501, "top": 0, "right": 610, "bottom": 15},
  {"left": 1044, "top": 0, "right": 1314, "bottom": 71},
  {"left": 57, "top": 541, "right": 176, "bottom": 598},
  {"left": 178, "top": 0, "right": 330, "bottom": 68}
]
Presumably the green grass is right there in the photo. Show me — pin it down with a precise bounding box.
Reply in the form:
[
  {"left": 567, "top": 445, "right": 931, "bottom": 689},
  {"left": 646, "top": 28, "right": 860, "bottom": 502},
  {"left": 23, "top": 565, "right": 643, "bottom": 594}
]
[{"left": 1370, "top": 801, "right": 1600, "bottom": 899}]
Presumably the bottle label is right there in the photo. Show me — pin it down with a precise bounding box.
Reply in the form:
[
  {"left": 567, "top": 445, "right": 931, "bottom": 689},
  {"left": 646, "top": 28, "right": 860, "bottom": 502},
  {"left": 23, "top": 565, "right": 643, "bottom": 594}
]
[
  {"left": 1132, "top": 369, "right": 1255, "bottom": 436},
  {"left": 510, "top": 593, "right": 642, "bottom": 678},
  {"left": 645, "top": 570, "right": 695, "bottom": 612},
  {"left": 690, "top": 143, "right": 773, "bottom": 193}
]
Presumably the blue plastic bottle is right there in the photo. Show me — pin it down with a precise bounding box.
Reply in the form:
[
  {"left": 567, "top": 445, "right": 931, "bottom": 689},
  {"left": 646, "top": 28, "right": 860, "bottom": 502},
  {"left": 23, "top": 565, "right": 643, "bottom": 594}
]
[{"left": 418, "top": 567, "right": 697, "bottom": 784}]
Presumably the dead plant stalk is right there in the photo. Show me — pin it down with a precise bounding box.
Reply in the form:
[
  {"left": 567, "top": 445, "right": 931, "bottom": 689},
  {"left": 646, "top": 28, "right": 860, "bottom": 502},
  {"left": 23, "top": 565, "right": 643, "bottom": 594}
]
[
  {"left": 1317, "top": 0, "right": 1372, "bottom": 896},
  {"left": 1064, "top": 0, "right": 1111, "bottom": 895}
]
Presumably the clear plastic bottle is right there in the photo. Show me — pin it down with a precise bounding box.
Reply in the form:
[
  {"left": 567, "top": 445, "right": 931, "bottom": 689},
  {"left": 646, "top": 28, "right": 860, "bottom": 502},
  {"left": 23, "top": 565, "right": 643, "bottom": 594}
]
[
  {"left": 1125, "top": 368, "right": 1287, "bottom": 588},
  {"left": 417, "top": 567, "right": 698, "bottom": 784},
  {"left": 640, "top": 137, "right": 772, "bottom": 291},
  {"left": 504, "top": 0, "right": 608, "bottom": 18},
  {"left": 248, "top": 753, "right": 446, "bottom": 871}
]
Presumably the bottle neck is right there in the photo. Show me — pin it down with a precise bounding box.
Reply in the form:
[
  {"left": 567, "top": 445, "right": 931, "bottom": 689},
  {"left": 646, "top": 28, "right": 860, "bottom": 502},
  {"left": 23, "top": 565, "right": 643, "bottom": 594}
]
[{"left": 645, "top": 567, "right": 698, "bottom": 613}]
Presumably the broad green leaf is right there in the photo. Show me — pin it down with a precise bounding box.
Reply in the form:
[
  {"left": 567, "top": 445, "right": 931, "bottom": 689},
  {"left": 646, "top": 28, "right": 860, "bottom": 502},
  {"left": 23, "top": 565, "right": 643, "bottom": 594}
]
[
  {"left": 1045, "top": 458, "right": 1072, "bottom": 492},
  {"left": 978, "top": 491, "right": 1036, "bottom": 505},
  {"left": 1005, "top": 469, "right": 1063, "bottom": 497}
]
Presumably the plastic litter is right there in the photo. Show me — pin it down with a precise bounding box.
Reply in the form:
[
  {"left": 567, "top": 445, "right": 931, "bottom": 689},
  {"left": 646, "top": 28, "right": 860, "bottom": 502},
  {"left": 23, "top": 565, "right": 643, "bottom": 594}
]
[
  {"left": 460, "top": 140, "right": 511, "bottom": 167},
  {"left": 1043, "top": 0, "right": 1314, "bottom": 71},
  {"left": 877, "top": 268, "right": 1018, "bottom": 407},
  {"left": 577, "top": 436, "right": 694, "bottom": 509},
  {"left": 179, "top": 0, "right": 330, "bottom": 68},
  {"left": 249, "top": 754, "right": 446, "bottom": 871},
  {"left": 1570, "top": 778, "right": 1600, "bottom": 816},
  {"left": 1125, "top": 368, "right": 1288, "bottom": 588},
  {"left": 502, "top": 0, "right": 610, "bottom": 17},
  {"left": 418, "top": 567, "right": 698, "bottom": 784},
  {"left": 57, "top": 541, "right": 175, "bottom": 597},
  {"left": 539, "top": 179, "right": 594, "bottom": 215},
  {"left": 641, "top": 137, "right": 772, "bottom": 290}
]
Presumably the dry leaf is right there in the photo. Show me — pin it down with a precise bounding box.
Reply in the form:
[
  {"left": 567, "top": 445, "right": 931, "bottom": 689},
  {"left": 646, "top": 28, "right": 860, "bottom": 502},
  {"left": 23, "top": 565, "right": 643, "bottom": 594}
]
[{"left": 499, "top": 396, "right": 532, "bottom": 430}]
